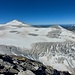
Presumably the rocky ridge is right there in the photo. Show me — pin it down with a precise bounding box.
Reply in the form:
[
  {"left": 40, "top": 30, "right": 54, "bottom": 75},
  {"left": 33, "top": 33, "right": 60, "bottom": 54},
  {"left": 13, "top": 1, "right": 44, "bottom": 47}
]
[{"left": 0, "top": 54, "right": 72, "bottom": 75}]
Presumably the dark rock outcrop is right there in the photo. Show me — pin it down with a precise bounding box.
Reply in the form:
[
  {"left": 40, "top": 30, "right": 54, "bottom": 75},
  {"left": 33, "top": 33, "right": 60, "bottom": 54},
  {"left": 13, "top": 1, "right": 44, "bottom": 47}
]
[{"left": 0, "top": 54, "right": 72, "bottom": 75}]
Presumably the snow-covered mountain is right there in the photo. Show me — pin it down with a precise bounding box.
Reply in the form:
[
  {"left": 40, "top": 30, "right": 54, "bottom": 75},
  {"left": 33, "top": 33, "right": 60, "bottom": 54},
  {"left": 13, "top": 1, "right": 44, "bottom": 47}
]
[
  {"left": 0, "top": 20, "right": 75, "bottom": 74},
  {"left": 5, "top": 20, "right": 30, "bottom": 27},
  {"left": 6, "top": 20, "right": 24, "bottom": 25}
]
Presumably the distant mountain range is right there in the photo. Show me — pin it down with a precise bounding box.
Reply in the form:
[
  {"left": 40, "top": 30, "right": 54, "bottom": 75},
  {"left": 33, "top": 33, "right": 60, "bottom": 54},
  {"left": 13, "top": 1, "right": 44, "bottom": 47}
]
[{"left": 32, "top": 24, "right": 75, "bottom": 32}]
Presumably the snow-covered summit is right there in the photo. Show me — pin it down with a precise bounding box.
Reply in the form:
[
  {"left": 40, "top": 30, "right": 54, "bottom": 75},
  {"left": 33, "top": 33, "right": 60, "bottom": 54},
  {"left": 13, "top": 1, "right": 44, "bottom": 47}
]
[
  {"left": 5, "top": 20, "right": 29, "bottom": 26},
  {"left": 50, "top": 24, "right": 63, "bottom": 29}
]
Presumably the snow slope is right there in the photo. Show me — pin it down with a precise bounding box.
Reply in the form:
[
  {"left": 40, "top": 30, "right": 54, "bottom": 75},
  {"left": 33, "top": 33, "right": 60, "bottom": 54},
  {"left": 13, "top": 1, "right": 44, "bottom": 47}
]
[
  {"left": 0, "top": 20, "right": 75, "bottom": 74},
  {"left": 5, "top": 20, "right": 30, "bottom": 27}
]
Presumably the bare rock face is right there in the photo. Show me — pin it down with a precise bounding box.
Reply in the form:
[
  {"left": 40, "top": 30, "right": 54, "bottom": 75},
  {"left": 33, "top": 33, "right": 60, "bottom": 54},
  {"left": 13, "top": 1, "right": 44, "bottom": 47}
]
[
  {"left": 46, "top": 29, "right": 61, "bottom": 38},
  {"left": 0, "top": 54, "right": 72, "bottom": 75}
]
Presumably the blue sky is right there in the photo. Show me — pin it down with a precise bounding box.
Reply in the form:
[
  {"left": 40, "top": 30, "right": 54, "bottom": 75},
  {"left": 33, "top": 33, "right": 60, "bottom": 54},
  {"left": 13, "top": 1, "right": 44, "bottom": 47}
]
[{"left": 0, "top": 0, "right": 75, "bottom": 25}]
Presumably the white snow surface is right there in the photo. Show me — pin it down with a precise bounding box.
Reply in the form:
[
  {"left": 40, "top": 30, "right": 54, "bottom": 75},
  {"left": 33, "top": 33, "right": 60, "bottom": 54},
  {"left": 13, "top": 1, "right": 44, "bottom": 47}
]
[
  {"left": 0, "top": 20, "right": 75, "bottom": 74},
  {"left": 5, "top": 20, "right": 30, "bottom": 27}
]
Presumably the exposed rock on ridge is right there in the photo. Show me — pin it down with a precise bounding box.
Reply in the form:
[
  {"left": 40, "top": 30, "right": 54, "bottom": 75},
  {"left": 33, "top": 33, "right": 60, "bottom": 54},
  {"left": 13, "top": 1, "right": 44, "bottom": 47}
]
[{"left": 0, "top": 54, "right": 72, "bottom": 75}]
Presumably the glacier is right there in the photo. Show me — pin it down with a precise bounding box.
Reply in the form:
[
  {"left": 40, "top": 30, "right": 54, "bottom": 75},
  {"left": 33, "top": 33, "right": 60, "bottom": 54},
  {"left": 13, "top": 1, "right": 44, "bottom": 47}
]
[{"left": 0, "top": 20, "right": 75, "bottom": 74}]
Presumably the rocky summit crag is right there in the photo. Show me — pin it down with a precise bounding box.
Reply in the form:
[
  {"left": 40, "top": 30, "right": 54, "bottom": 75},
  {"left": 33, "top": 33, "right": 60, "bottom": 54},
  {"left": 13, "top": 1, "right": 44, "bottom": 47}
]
[{"left": 0, "top": 54, "right": 72, "bottom": 75}]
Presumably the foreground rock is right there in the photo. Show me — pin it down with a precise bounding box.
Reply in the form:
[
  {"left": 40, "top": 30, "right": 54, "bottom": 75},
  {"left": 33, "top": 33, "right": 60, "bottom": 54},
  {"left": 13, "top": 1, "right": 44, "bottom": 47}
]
[
  {"left": 0, "top": 54, "right": 72, "bottom": 75},
  {"left": 18, "top": 70, "right": 35, "bottom": 75}
]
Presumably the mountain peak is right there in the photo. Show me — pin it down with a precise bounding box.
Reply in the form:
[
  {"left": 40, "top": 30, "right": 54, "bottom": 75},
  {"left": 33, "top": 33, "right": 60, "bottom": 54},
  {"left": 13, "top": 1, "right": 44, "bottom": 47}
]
[
  {"left": 10, "top": 20, "right": 19, "bottom": 23},
  {"left": 51, "top": 24, "right": 63, "bottom": 29},
  {"left": 5, "top": 20, "right": 24, "bottom": 25}
]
